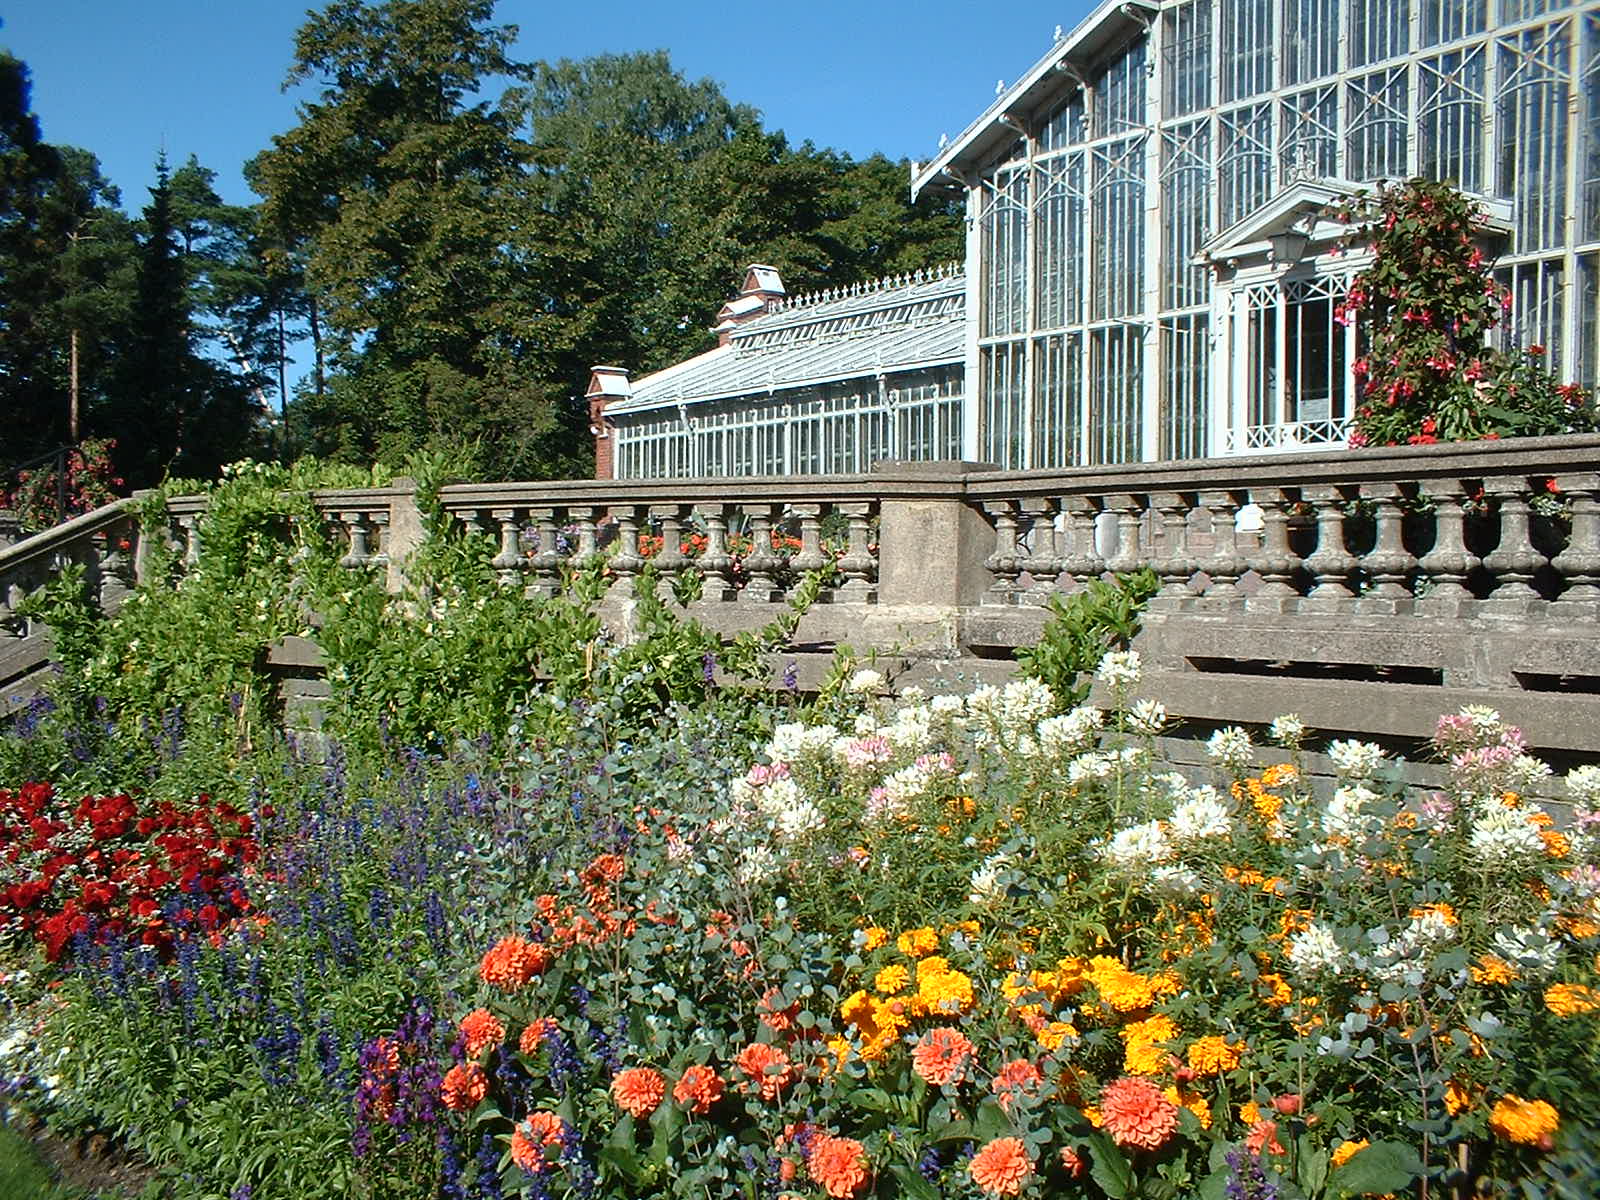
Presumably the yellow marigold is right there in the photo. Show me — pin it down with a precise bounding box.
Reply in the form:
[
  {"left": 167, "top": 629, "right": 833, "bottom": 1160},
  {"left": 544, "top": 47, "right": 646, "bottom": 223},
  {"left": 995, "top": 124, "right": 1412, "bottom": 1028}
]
[
  {"left": 1558, "top": 915, "right": 1600, "bottom": 940},
  {"left": 1238, "top": 1101, "right": 1262, "bottom": 1125},
  {"left": 1088, "top": 957, "right": 1157, "bottom": 1012},
  {"left": 943, "top": 919, "right": 981, "bottom": 938},
  {"left": 1123, "top": 1039, "right": 1175, "bottom": 1077},
  {"left": 1410, "top": 902, "right": 1457, "bottom": 927},
  {"left": 1258, "top": 973, "right": 1293, "bottom": 1008},
  {"left": 1542, "top": 830, "right": 1573, "bottom": 858},
  {"left": 1261, "top": 762, "right": 1298, "bottom": 788},
  {"left": 1036, "top": 1020, "right": 1078, "bottom": 1051},
  {"left": 1054, "top": 957, "right": 1091, "bottom": 996},
  {"left": 897, "top": 927, "right": 939, "bottom": 958},
  {"left": 914, "top": 964, "right": 974, "bottom": 1016},
  {"left": 1185, "top": 1035, "right": 1244, "bottom": 1077},
  {"left": 1544, "top": 983, "right": 1600, "bottom": 1016},
  {"left": 1330, "top": 1139, "right": 1370, "bottom": 1168},
  {"left": 1165, "top": 1084, "right": 1211, "bottom": 1129},
  {"left": 1472, "top": 953, "right": 1520, "bottom": 985},
  {"left": 861, "top": 926, "right": 889, "bottom": 951},
  {"left": 1121, "top": 1014, "right": 1180, "bottom": 1047},
  {"left": 1489, "top": 1095, "right": 1559, "bottom": 1146},
  {"left": 821, "top": 1036, "right": 853, "bottom": 1078},
  {"left": 1081, "top": 1105, "right": 1103, "bottom": 1127},
  {"left": 874, "top": 964, "right": 910, "bottom": 995}
]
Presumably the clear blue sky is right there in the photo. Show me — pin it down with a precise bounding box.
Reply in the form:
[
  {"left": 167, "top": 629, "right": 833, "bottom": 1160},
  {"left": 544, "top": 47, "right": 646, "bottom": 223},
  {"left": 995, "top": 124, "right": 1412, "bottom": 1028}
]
[{"left": 3, "top": 1, "right": 1097, "bottom": 212}]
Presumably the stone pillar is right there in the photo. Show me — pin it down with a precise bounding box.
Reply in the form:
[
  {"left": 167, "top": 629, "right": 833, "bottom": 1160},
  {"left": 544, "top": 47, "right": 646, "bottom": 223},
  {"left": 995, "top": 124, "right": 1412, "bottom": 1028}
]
[
  {"left": 874, "top": 465, "right": 994, "bottom": 608},
  {"left": 384, "top": 478, "right": 425, "bottom": 593}
]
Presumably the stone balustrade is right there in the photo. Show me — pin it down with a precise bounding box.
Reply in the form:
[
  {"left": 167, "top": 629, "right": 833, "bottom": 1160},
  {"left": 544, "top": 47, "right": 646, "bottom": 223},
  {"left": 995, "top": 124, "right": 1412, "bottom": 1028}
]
[{"left": 3, "top": 434, "right": 1599, "bottom": 752}]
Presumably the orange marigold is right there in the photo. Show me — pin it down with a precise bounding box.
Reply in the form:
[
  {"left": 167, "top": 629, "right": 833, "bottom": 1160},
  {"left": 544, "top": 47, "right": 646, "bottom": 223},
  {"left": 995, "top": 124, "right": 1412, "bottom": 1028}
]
[
  {"left": 808, "top": 1134, "right": 871, "bottom": 1198},
  {"left": 897, "top": 927, "right": 939, "bottom": 958},
  {"left": 479, "top": 935, "right": 551, "bottom": 990},
  {"left": 440, "top": 1062, "right": 487, "bottom": 1111},
  {"left": 510, "top": 1110, "right": 566, "bottom": 1174},
  {"left": 460, "top": 1008, "right": 505, "bottom": 1058},
  {"left": 911, "top": 1026, "right": 975, "bottom": 1086},
  {"left": 611, "top": 1066, "right": 666, "bottom": 1118},
  {"left": 1544, "top": 983, "right": 1600, "bottom": 1016},
  {"left": 1099, "top": 1076, "right": 1179, "bottom": 1151},
  {"left": 1331, "top": 1139, "right": 1369, "bottom": 1168},
  {"left": 1471, "top": 953, "right": 1520, "bottom": 985},
  {"left": 969, "top": 1136, "right": 1032, "bottom": 1196},
  {"left": 1186, "top": 1034, "right": 1244, "bottom": 1077},
  {"left": 735, "top": 1042, "right": 798, "bottom": 1100},
  {"left": 1489, "top": 1095, "right": 1559, "bottom": 1146},
  {"left": 519, "top": 1017, "right": 558, "bottom": 1056},
  {"left": 673, "top": 1064, "right": 725, "bottom": 1114}
]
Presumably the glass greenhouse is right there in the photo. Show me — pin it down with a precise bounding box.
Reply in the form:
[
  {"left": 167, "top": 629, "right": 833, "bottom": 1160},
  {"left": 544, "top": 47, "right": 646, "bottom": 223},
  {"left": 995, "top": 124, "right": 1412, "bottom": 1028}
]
[{"left": 598, "top": 0, "right": 1600, "bottom": 478}]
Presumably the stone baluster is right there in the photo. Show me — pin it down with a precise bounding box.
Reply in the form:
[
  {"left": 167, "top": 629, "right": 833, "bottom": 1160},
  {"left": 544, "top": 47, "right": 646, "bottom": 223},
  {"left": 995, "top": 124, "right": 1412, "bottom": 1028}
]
[
  {"left": 0, "top": 574, "right": 21, "bottom": 636},
  {"left": 1147, "top": 492, "right": 1195, "bottom": 609},
  {"left": 606, "top": 505, "right": 645, "bottom": 598},
  {"left": 526, "top": 507, "right": 563, "bottom": 596},
  {"left": 1059, "top": 495, "right": 1105, "bottom": 589},
  {"left": 457, "top": 508, "right": 487, "bottom": 538},
  {"left": 368, "top": 509, "right": 391, "bottom": 571},
  {"left": 489, "top": 507, "right": 526, "bottom": 585},
  {"left": 1103, "top": 493, "right": 1145, "bottom": 576},
  {"left": 568, "top": 506, "right": 601, "bottom": 572},
  {"left": 1020, "top": 497, "right": 1062, "bottom": 605},
  {"left": 835, "top": 502, "right": 877, "bottom": 602},
  {"left": 790, "top": 504, "right": 829, "bottom": 577},
  {"left": 1301, "top": 485, "right": 1357, "bottom": 610},
  {"left": 1552, "top": 473, "right": 1600, "bottom": 614},
  {"left": 1196, "top": 490, "right": 1244, "bottom": 606},
  {"left": 696, "top": 503, "right": 738, "bottom": 602},
  {"left": 176, "top": 513, "right": 201, "bottom": 568},
  {"left": 1357, "top": 482, "right": 1416, "bottom": 612},
  {"left": 339, "top": 510, "right": 372, "bottom": 569},
  {"left": 981, "top": 499, "right": 1022, "bottom": 605},
  {"left": 1247, "top": 487, "right": 1303, "bottom": 610},
  {"left": 1416, "top": 479, "right": 1480, "bottom": 613},
  {"left": 650, "top": 505, "right": 690, "bottom": 583},
  {"left": 1482, "top": 476, "right": 1548, "bottom": 609},
  {"left": 97, "top": 521, "right": 136, "bottom": 610},
  {"left": 740, "top": 503, "right": 783, "bottom": 602}
]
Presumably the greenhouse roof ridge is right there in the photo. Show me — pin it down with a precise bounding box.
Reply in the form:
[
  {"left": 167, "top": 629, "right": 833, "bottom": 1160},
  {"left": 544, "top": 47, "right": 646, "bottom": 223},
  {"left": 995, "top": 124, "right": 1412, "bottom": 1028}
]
[
  {"left": 910, "top": 0, "right": 1156, "bottom": 198},
  {"left": 772, "top": 261, "right": 964, "bottom": 314}
]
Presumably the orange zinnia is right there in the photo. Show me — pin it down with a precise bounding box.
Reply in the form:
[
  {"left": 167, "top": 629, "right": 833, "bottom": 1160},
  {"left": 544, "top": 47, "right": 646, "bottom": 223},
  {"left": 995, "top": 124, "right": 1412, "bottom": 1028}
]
[
  {"left": 611, "top": 1066, "right": 666, "bottom": 1117},
  {"left": 459, "top": 1008, "right": 505, "bottom": 1058},
  {"left": 969, "top": 1136, "right": 1031, "bottom": 1196},
  {"left": 1099, "top": 1076, "right": 1179, "bottom": 1151},
  {"left": 673, "top": 1064, "right": 725, "bottom": 1114},
  {"left": 911, "top": 1026, "right": 975, "bottom": 1086},
  {"left": 518, "top": 1017, "right": 558, "bottom": 1056},
  {"left": 990, "top": 1058, "right": 1043, "bottom": 1112},
  {"left": 509, "top": 1110, "right": 566, "bottom": 1174},
  {"left": 1246, "top": 1118, "right": 1287, "bottom": 1156},
  {"left": 735, "top": 1041, "right": 798, "bottom": 1100},
  {"left": 808, "top": 1134, "right": 871, "bottom": 1198},
  {"left": 479, "top": 935, "right": 551, "bottom": 990},
  {"left": 439, "top": 1062, "right": 487, "bottom": 1111}
]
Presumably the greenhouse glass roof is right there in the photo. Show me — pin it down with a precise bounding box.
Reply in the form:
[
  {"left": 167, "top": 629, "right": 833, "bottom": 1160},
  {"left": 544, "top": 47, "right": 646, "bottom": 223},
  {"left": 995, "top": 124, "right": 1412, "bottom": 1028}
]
[{"left": 611, "top": 264, "right": 965, "bottom": 415}]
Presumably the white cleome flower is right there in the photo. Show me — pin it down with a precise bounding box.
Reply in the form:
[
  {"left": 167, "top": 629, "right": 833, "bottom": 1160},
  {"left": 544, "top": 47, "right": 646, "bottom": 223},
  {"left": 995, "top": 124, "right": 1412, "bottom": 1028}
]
[
  {"left": 1128, "top": 698, "right": 1168, "bottom": 735},
  {"left": 771, "top": 797, "right": 826, "bottom": 842},
  {"left": 1286, "top": 922, "right": 1346, "bottom": 978},
  {"left": 1169, "top": 787, "right": 1234, "bottom": 843},
  {"left": 1269, "top": 713, "right": 1307, "bottom": 748},
  {"left": 1508, "top": 754, "right": 1553, "bottom": 790},
  {"left": 1469, "top": 806, "right": 1546, "bottom": 866},
  {"left": 968, "top": 853, "right": 1013, "bottom": 903},
  {"left": 1566, "top": 765, "right": 1600, "bottom": 808},
  {"left": 1147, "top": 864, "right": 1203, "bottom": 897},
  {"left": 930, "top": 693, "right": 966, "bottom": 718},
  {"left": 1492, "top": 924, "right": 1564, "bottom": 976},
  {"left": 1039, "top": 706, "right": 1104, "bottom": 757},
  {"left": 849, "top": 668, "right": 884, "bottom": 693},
  {"left": 1322, "top": 784, "right": 1382, "bottom": 842},
  {"left": 1095, "top": 649, "right": 1142, "bottom": 689},
  {"left": 1326, "top": 739, "right": 1385, "bottom": 778},
  {"left": 1098, "top": 821, "right": 1174, "bottom": 869},
  {"left": 1205, "top": 726, "right": 1254, "bottom": 768},
  {"left": 736, "top": 845, "right": 780, "bottom": 887}
]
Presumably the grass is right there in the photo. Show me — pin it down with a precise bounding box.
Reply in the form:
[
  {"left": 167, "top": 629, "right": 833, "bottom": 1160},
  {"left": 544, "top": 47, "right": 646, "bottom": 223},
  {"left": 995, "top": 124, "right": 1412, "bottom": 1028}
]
[{"left": 0, "top": 1121, "right": 83, "bottom": 1199}]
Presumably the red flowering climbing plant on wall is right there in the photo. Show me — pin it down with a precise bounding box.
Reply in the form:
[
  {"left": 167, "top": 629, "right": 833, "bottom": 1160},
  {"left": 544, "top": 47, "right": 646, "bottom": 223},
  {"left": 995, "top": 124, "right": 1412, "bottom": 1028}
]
[{"left": 1333, "top": 178, "right": 1598, "bottom": 447}]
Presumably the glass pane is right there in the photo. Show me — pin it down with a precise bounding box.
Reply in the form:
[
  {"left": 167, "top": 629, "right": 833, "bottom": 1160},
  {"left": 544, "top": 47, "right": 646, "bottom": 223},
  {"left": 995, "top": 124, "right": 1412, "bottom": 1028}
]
[
  {"left": 1163, "top": 0, "right": 1212, "bottom": 117},
  {"left": 1497, "top": 22, "right": 1572, "bottom": 252},
  {"left": 1219, "top": 104, "right": 1273, "bottom": 229},
  {"left": 1091, "top": 138, "right": 1146, "bottom": 320},
  {"left": 1350, "top": 0, "right": 1410, "bottom": 67},
  {"left": 1423, "top": 0, "right": 1487, "bottom": 46},
  {"left": 1094, "top": 40, "right": 1148, "bottom": 138},
  {"left": 1221, "top": 0, "right": 1273, "bottom": 102},
  {"left": 1161, "top": 122, "right": 1211, "bottom": 309},
  {"left": 1347, "top": 68, "right": 1410, "bottom": 180},
  {"left": 1419, "top": 48, "right": 1486, "bottom": 191},
  {"left": 1160, "top": 315, "right": 1210, "bottom": 460},
  {"left": 1280, "top": 87, "right": 1338, "bottom": 180},
  {"left": 1284, "top": 0, "right": 1339, "bottom": 85}
]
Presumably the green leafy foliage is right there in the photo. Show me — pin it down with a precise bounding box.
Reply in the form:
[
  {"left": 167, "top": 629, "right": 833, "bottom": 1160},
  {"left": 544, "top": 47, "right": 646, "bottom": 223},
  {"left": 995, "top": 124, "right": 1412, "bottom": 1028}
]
[{"left": 1013, "top": 570, "right": 1159, "bottom": 705}]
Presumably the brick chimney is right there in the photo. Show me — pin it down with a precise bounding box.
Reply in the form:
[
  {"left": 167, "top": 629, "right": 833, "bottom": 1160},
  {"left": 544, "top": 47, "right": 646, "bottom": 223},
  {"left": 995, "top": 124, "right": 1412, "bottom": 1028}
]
[
  {"left": 585, "top": 366, "right": 631, "bottom": 480},
  {"left": 713, "top": 264, "right": 786, "bottom": 345}
]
